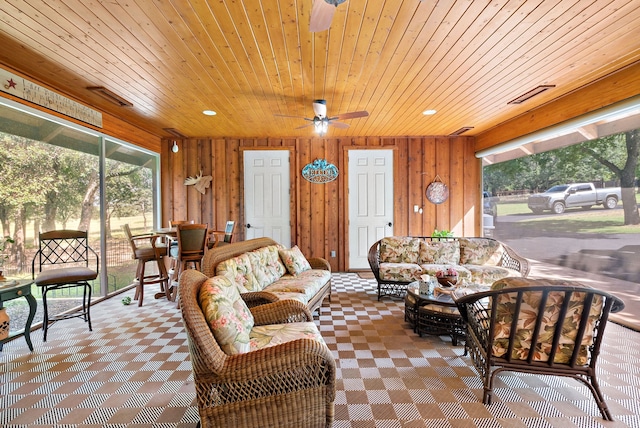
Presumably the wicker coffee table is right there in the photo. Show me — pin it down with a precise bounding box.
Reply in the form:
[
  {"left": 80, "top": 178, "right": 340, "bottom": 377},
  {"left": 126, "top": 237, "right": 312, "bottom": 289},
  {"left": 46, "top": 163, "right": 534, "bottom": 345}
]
[{"left": 405, "top": 283, "right": 466, "bottom": 345}]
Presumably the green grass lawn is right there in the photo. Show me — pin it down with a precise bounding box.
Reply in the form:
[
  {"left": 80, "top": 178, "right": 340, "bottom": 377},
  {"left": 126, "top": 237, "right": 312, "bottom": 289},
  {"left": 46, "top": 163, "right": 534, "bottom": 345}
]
[{"left": 496, "top": 196, "right": 640, "bottom": 234}]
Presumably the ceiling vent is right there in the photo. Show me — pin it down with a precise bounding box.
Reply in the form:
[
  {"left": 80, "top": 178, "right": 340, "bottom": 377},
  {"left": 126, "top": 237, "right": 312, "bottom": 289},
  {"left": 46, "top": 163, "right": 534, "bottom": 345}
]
[
  {"left": 163, "top": 128, "right": 188, "bottom": 138},
  {"left": 508, "top": 85, "right": 556, "bottom": 105},
  {"left": 87, "top": 86, "right": 133, "bottom": 107},
  {"left": 449, "top": 126, "right": 474, "bottom": 136}
]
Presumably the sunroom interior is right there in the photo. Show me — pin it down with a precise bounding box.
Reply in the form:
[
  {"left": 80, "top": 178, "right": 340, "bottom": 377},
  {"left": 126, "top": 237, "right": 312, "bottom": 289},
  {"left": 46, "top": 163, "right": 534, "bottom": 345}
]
[{"left": 1, "top": 1, "right": 640, "bottom": 426}]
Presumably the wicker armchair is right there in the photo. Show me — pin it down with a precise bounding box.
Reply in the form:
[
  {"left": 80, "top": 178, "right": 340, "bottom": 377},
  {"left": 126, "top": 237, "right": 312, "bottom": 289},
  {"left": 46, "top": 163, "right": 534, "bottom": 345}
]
[
  {"left": 455, "top": 277, "right": 625, "bottom": 421},
  {"left": 179, "top": 269, "right": 336, "bottom": 428}
]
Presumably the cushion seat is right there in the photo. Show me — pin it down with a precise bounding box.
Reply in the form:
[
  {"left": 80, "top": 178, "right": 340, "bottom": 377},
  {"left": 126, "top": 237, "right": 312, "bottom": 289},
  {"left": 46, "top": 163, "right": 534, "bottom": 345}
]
[
  {"left": 265, "top": 291, "right": 308, "bottom": 304},
  {"left": 250, "top": 321, "right": 325, "bottom": 351},
  {"left": 419, "top": 264, "right": 472, "bottom": 281},
  {"left": 134, "top": 245, "right": 168, "bottom": 260},
  {"left": 379, "top": 262, "right": 422, "bottom": 282},
  {"left": 463, "top": 264, "right": 519, "bottom": 285},
  {"left": 267, "top": 269, "right": 332, "bottom": 300},
  {"left": 35, "top": 266, "right": 98, "bottom": 286}
]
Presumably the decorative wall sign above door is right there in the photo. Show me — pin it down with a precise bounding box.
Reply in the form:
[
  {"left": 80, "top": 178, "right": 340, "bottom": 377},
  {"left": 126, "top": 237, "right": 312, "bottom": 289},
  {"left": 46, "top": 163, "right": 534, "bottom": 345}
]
[
  {"left": 302, "top": 158, "right": 339, "bottom": 183},
  {"left": 426, "top": 175, "right": 449, "bottom": 204}
]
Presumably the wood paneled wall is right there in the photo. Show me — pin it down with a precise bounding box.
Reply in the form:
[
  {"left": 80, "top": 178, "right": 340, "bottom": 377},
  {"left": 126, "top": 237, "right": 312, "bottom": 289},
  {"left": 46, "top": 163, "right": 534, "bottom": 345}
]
[{"left": 161, "top": 135, "right": 480, "bottom": 271}]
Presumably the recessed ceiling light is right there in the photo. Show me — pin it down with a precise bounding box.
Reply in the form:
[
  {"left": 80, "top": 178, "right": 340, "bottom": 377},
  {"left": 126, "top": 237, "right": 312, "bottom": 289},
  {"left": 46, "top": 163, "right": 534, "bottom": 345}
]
[
  {"left": 203, "top": 110, "right": 217, "bottom": 116},
  {"left": 422, "top": 109, "right": 437, "bottom": 115}
]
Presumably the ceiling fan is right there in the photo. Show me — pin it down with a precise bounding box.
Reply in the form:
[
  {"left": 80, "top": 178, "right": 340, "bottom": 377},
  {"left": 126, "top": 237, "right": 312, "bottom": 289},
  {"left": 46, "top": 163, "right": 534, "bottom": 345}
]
[
  {"left": 276, "top": 99, "right": 369, "bottom": 136},
  {"left": 309, "top": 0, "right": 347, "bottom": 32}
]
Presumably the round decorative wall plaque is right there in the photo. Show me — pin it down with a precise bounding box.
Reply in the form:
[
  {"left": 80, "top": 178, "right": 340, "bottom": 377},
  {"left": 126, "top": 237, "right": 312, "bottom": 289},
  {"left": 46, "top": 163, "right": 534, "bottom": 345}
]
[{"left": 426, "top": 175, "right": 449, "bottom": 204}]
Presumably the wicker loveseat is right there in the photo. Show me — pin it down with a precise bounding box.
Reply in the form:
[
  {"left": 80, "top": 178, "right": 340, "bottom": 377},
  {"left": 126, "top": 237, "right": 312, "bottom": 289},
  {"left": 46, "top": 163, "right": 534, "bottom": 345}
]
[
  {"left": 368, "top": 236, "right": 529, "bottom": 299},
  {"left": 201, "top": 237, "right": 332, "bottom": 315},
  {"left": 179, "top": 269, "right": 336, "bottom": 427},
  {"left": 455, "top": 277, "right": 625, "bottom": 421}
]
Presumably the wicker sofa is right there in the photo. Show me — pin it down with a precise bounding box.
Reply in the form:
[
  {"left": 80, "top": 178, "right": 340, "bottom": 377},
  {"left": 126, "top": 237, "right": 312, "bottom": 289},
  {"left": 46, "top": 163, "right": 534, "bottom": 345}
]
[
  {"left": 368, "top": 236, "right": 529, "bottom": 299},
  {"left": 201, "top": 237, "right": 332, "bottom": 315},
  {"left": 179, "top": 268, "right": 336, "bottom": 428}
]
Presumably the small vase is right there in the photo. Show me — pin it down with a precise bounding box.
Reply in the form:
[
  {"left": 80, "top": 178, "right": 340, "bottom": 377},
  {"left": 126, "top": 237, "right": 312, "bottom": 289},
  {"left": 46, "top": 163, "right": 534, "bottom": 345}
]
[{"left": 0, "top": 307, "right": 9, "bottom": 340}]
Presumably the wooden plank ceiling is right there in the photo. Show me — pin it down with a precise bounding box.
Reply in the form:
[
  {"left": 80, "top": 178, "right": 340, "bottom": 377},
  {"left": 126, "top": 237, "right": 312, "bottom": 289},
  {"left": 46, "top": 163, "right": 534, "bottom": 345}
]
[{"left": 0, "top": 0, "right": 639, "bottom": 139}]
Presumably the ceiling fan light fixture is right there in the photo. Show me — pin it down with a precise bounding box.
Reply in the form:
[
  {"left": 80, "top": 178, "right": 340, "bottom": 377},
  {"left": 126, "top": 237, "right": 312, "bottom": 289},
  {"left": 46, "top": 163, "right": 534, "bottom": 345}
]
[
  {"left": 508, "top": 85, "right": 556, "bottom": 104},
  {"left": 314, "top": 117, "right": 329, "bottom": 136}
]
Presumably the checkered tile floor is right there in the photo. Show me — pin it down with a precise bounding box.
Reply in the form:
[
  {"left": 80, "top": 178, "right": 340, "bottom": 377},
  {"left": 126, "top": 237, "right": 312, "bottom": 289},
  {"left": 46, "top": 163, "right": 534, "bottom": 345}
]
[{"left": 1, "top": 273, "right": 639, "bottom": 427}]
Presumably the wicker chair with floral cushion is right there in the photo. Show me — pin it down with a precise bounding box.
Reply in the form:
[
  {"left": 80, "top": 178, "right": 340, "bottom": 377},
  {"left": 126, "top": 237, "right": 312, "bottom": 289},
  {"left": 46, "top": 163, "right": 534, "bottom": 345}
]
[
  {"left": 455, "top": 277, "right": 624, "bottom": 421},
  {"left": 178, "top": 268, "right": 336, "bottom": 428}
]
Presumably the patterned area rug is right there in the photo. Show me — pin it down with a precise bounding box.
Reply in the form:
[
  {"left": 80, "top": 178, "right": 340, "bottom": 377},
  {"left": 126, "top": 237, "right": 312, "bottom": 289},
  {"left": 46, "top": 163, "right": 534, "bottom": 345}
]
[{"left": 1, "top": 273, "right": 639, "bottom": 427}]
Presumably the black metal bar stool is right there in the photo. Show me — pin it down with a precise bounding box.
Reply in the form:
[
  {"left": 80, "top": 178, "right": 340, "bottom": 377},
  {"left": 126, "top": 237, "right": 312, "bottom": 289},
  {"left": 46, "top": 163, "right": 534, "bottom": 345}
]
[{"left": 32, "top": 230, "right": 98, "bottom": 342}]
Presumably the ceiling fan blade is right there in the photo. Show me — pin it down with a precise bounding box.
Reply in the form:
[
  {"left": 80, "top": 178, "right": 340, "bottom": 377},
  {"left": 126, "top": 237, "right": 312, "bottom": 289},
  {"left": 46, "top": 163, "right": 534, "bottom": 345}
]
[
  {"left": 275, "top": 114, "right": 313, "bottom": 121},
  {"left": 295, "top": 123, "right": 315, "bottom": 130},
  {"left": 328, "top": 121, "right": 350, "bottom": 129},
  {"left": 333, "top": 110, "right": 369, "bottom": 120},
  {"left": 310, "top": 0, "right": 336, "bottom": 32}
]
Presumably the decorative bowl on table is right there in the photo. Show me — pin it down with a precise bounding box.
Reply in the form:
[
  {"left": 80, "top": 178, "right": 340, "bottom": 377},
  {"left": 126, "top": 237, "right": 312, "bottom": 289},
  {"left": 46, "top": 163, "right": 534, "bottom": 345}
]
[{"left": 437, "top": 275, "right": 458, "bottom": 287}]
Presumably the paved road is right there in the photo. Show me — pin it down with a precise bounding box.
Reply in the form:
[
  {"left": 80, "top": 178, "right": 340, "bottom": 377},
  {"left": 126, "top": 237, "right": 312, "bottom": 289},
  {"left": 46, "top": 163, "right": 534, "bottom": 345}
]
[{"left": 491, "top": 209, "right": 640, "bottom": 284}]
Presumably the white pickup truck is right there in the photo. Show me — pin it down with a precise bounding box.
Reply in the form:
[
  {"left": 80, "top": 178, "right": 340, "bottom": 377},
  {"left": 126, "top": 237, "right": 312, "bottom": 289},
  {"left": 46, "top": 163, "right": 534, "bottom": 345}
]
[{"left": 527, "top": 182, "right": 621, "bottom": 214}]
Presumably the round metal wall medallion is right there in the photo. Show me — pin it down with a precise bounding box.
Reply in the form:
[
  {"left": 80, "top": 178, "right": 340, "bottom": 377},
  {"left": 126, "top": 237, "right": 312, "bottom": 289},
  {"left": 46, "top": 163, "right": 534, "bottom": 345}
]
[{"left": 426, "top": 178, "right": 448, "bottom": 204}]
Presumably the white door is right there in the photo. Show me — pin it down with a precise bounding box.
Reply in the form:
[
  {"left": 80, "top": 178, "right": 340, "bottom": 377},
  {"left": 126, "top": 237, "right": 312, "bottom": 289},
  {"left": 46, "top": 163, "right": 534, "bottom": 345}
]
[
  {"left": 348, "top": 149, "right": 394, "bottom": 269},
  {"left": 243, "top": 150, "right": 291, "bottom": 247}
]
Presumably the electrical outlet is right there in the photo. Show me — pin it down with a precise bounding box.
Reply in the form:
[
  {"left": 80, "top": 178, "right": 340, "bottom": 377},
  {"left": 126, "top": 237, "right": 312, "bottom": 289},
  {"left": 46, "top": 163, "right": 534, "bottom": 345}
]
[{"left": 330, "top": 250, "right": 336, "bottom": 257}]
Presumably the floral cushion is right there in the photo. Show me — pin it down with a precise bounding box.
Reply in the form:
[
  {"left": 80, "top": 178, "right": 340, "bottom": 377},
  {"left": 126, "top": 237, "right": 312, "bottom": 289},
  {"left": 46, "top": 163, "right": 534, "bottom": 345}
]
[
  {"left": 419, "top": 264, "right": 472, "bottom": 283},
  {"left": 279, "top": 245, "right": 312, "bottom": 275},
  {"left": 263, "top": 291, "right": 307, "bottom": 304},
  {"left": 199, "top": 275, "right": 254, "bottom": 355},
  {"left": 215, "top": 253, "right": 259, "bottom": 292},
  {"left": 249, "top": 245, "right": 286, "bottom": 289},
  {"left": 379, "top": 237, "right": 420, "bottom": 264},
  {"left": 379, "top": 262, "right": 422, "bottom": 282},
  {"left": 420, "top": 303, "right": 460, "bottom": 315},
  {"left": 490, "top": 277, "right": 602, "bottom": 365},
  {"left": 250, "top": 322, "right": 325, "bottom": 351},
  {"left": 419, "top": 240, "right": 460, "bottom": 264},
  {"left": 463, "top": 265, "right": 517, "bottom": 285},
  {"left": 459, "top": 238, "right": 503, "bottom": 266},
  {"left": 268, "top": 269, "right": 331, "bottom": 300}
]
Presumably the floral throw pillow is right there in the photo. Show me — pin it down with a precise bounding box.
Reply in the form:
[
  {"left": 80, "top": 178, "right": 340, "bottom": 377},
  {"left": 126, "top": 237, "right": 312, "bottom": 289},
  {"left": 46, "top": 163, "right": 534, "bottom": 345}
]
[
  {"left": 199, "top": 275, "right": 254, "bottom": 355},
  {"left": 418, "top": 240, "right": 460, "bottom": 264},
  {"left": 279, "top": 245, "right": 312, "bottom": 276},
  {"left": 459, "top": 238, "right": 503, "bottom": 265},
  {"left": 379, "top": 236, "right": 420, "bottom": 263}
]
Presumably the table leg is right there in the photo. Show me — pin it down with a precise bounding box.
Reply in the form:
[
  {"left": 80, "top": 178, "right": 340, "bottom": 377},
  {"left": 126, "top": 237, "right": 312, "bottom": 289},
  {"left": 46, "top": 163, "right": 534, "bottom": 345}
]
[{"left": 24, "top": 293, "right": 36, "bottom": 351}]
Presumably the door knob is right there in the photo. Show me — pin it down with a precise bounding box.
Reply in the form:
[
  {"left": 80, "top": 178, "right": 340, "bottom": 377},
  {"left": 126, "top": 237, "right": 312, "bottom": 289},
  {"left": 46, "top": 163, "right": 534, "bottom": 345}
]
[
  {"left": 246, "top": 224, "right": 251, "bottom": 229},
  {"left": 387, "top": 222, "right": 392, "bottom": 227}
]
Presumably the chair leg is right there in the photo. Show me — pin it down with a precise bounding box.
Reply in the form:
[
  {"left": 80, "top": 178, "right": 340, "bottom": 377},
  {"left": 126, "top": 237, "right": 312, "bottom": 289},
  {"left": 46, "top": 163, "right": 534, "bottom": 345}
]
[
  {"left": 41, "top": 286, "right": 50, "bottom": 342},
  {"left": 83, "top": 281, "right": 92, "bottom": 331},
  {"left": 156, "top": 257, "right": 170, "bottom": 301},
  {"left": 137, "top": 260, "right": 146, "bottom": 307}
]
